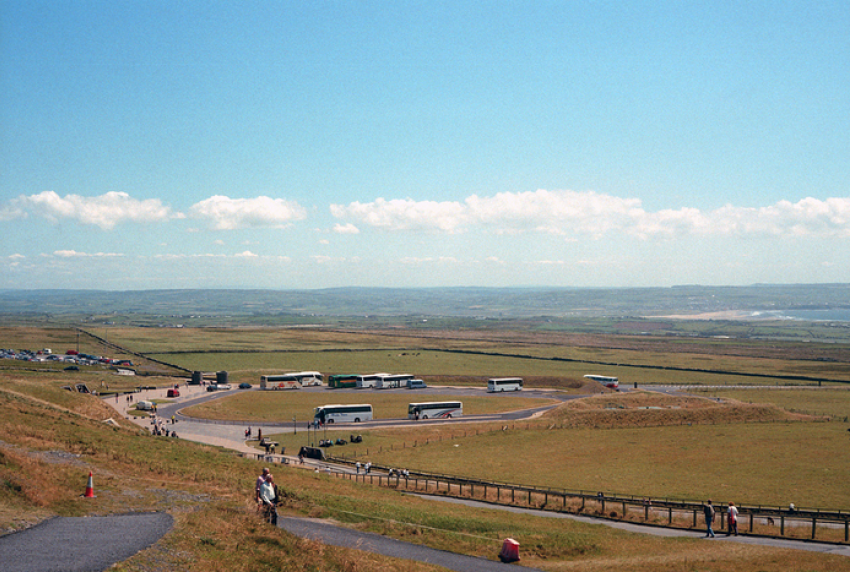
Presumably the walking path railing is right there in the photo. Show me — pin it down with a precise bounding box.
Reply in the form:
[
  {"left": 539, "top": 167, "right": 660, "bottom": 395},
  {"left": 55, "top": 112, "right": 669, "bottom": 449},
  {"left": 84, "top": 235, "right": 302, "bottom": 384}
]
[{"left": 325, "top": 457, "right": 850, "bottom": 545}]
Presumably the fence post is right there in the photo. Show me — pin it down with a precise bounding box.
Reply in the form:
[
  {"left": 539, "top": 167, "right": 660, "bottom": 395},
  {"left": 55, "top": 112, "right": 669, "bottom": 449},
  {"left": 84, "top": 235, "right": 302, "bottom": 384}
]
[
  {"left": 749, "top": 512, "right": 753, "bottom": 533},
  {"left": 845, "top": 519, "right": 848, "bottom": 542},
  {"left": 812, "top": 517, "right": 817, "bottom": 540},
  {"left": 780, "top": 515, "right": 785, "bottom": 536},
  {"left": 668, "top": 507, "right": 672, "bottom": 525}
]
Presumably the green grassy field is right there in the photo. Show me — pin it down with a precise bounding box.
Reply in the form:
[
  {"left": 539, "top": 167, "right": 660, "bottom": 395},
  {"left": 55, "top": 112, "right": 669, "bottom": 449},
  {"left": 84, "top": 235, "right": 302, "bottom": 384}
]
[
  {"left": 4, "top": 324, "right": 850, "bottom": 571},
  {"left": 3, "top": 372, "right": 849, "bottom": 572},
  {"left": 182, "top": 390, "right": 557, "bottom": 423},
  {"left": 353, "top": 420, "right": 850, "bottom": 508},
  {"left": 700, "top": 387, "right": 850, "bottom": 419}
]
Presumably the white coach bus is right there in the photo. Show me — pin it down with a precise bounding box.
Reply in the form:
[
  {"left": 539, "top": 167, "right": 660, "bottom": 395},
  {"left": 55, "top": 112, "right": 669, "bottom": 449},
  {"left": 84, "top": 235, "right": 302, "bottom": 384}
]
[
  {"left": 376, "top": 374, "right": 415, "bottom": 389},
  {"left": 313, "top": 404, "right": 373, "bottom": 424},
  {"left": 487, "top": 377, "right": 523, "bottom": 392},
  {"left": 408, "top": 401, "right": 462, "bottom": 420}
]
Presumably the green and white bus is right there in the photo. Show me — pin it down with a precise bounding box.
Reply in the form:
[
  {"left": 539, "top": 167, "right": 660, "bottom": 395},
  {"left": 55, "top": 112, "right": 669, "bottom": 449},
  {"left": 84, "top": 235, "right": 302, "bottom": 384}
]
[
  {"left": 313, "top": 404, "right": 373, "bottom": 424},
  {"left": 487, "top": 377, "right": 523, "bottom": 392},
  {"left": 408, "top": 401, "right": 462, "bottom": 420},
  {"left": 328, "top": 374, "right": 358, "bottom": 389}
]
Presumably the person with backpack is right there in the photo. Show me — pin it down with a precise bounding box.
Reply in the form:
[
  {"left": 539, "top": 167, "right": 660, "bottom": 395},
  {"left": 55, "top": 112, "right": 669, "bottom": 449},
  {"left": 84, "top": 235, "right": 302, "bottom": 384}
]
[{"left": 703, "top": 500, "right": 716, "bottom": 538}]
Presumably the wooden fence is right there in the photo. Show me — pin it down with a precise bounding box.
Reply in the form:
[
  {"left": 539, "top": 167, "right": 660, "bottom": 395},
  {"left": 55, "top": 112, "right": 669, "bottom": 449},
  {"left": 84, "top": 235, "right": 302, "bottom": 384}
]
[{"left": 326, "top": 459, "right": 850, "bottom": 545}]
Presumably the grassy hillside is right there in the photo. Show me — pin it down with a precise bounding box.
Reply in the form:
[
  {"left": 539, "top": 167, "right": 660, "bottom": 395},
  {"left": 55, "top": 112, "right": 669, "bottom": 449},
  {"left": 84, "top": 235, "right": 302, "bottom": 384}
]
[{"left": 4, "top": 371, "right": 850, "bottom": 571}]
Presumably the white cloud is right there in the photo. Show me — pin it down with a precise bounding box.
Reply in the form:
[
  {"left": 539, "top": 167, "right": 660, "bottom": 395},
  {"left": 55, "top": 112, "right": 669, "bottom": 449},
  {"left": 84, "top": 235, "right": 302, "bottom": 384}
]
[
  {"left": 332, "top": 223, "right": 360, "bottom": 234},
  {"left": 330, "top": 198, "right": 467, "bottom": 232},
  {"left": 0, "top": 205, "right": 24, "bottom": 221},
  {"left": 398, "top": 256, "right": 459, "bottom": 265},
  {"left": 234, "top": 250, "right": 258, "bottom": 258},
  {"left": 11, "top": 191, "right": 181, "bottom": 230},
  {"left": 189, "top": 195, "right": 307, "bottom": 230},
  {"left": 52, "top": 250, "right": 123, "bottom": 258},
  {"left": 331, "top": 190, "right": 850, "bottom": 240}
]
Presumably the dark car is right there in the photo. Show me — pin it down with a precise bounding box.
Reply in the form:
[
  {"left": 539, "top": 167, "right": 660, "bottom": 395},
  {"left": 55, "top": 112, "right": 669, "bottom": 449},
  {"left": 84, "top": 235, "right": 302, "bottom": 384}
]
[{"left": 238, "top": 382, "right": 252, "bottom": 389}]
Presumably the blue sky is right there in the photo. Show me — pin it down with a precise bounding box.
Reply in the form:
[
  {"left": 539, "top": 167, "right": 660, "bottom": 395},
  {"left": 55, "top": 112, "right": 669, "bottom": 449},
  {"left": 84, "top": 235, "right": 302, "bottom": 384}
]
[{"left": 1, "top": 1, "right": 848, "bottom": 289}]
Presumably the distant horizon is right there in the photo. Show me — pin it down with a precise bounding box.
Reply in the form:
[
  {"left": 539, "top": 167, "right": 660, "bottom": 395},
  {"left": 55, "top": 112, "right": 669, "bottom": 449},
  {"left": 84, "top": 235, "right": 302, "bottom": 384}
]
[
  {"left": 3, "top": 282, "right": 850, "bottom": 293},
  {"left": 2, "top": 2, "right": 848, "bottom": 289}
]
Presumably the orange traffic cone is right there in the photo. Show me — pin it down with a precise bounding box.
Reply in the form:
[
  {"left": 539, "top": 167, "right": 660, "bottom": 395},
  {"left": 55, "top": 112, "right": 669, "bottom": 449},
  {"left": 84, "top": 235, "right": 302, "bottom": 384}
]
[{"left": 84, "top": 471, "right": 95, "bottom": 498}]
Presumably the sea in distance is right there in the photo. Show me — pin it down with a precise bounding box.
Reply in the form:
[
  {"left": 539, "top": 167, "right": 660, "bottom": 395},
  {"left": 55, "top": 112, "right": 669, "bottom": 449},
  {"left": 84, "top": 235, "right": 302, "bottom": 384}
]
[{"left": 758, "top": 309, "right": 850, "bottom": 322}]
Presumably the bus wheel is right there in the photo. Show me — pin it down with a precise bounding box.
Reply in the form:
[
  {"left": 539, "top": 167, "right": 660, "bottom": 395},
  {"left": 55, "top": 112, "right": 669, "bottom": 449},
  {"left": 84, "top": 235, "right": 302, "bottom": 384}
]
[
  {"left": 354, "top": 418, "right": 360, "bottom": 423},
  {"left": 423, "top": 415, "right": 428, "bottom": 420},
  {"left": 328, "top": 419, "right": 334, "bottom": 424},
  {"left": 446, "top": 414, "right": 452, "bottom": 419}
]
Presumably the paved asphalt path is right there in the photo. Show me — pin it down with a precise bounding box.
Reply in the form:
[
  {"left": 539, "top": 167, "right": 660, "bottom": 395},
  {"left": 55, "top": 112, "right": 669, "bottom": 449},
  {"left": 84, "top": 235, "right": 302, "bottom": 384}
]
[
  {"left": 0, "top": 512, "right": 173, "bottom": 572},
  {"left": 278, "top": 517, "right": 541, "bottom": 572}
]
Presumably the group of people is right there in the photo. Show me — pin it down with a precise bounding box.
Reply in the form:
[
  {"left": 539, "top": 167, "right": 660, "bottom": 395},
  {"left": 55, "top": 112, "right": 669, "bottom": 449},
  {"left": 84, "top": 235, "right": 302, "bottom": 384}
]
[
  {"left": 355, "top": 461, "right": 372, "bottom": 474},
  {"left": 150, "top": 416, "right": 177, "bottom": 437},
  {"left": 702, "top": 499, "right": 738, "bottom": 537},
  {"left": 387, "top": 468, "right": 409, "bottom": 479}
]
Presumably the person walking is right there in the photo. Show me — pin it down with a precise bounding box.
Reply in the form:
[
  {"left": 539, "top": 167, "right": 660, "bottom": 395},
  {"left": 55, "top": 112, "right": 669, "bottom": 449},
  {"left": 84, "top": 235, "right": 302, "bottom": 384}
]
[
  {"left": 703, "top": 500, "right": 716, "bottom": 538},
  {"left": 727, "top": 502, "right": 739, "bottom": 536}
]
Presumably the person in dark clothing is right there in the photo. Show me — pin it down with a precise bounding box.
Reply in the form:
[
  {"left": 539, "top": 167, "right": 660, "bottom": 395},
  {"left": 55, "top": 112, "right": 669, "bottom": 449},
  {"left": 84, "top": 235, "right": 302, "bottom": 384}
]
[{"left": 703, "top": 500, "right": 716, "bottom": 538}]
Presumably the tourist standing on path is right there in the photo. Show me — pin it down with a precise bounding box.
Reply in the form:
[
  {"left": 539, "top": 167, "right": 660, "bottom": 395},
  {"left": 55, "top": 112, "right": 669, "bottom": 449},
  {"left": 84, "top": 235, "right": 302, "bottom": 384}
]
[
  {"left": 703, "top": 500, "right": 716, "bottom": 538},
  {"left": 727, "top": 502, "right": 739, "bottom": 536}
]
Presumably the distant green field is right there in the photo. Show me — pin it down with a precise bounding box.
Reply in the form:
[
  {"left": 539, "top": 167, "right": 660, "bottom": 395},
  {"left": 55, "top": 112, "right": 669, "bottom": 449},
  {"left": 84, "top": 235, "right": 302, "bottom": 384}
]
[
  {"left": 701, "top": 387, "right": 850, "bottom": 419},
  {"left": 148, "top": 348, "right": 842, "bottom": 388},
  {"left": 182, "top": 390, "right": 557, "bottom": 423},
  {"left": 358, "top": 420, "right": 850, "bottom": 509}
]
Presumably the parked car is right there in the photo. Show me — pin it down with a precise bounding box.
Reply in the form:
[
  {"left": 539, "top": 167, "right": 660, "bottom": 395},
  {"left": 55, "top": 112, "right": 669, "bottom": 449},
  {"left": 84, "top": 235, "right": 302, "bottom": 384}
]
[
  {"left": 167, "top": 389, "right": 180, "bottom": 398},
  {"left": 238, "top": 382, "right": 252, "bottom": 389},
  {"left": 206, "top": 383, "right": 232, "bottom": 392}
]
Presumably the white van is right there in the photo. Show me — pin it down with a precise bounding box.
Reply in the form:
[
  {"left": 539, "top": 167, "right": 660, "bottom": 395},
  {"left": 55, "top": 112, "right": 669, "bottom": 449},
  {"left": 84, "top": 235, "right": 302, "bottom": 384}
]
[
  {"left": 136, "top": 400, "right": 154, "bottom": 411},
  {"left": 407, "top": 379, "right": 427, "bottom": 389}
]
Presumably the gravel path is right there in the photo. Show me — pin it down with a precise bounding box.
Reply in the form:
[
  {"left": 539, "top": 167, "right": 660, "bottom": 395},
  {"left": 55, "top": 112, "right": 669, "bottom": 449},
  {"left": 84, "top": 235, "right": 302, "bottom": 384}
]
[{"left": 0, "top": 512, "right": 174, "bottom": 572}]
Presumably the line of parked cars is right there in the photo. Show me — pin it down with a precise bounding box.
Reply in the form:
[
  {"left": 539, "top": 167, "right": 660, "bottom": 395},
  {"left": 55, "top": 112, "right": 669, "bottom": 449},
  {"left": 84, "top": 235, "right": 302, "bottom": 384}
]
[{"left": 1, "top": 348, "right": 133, "bottom": 367}]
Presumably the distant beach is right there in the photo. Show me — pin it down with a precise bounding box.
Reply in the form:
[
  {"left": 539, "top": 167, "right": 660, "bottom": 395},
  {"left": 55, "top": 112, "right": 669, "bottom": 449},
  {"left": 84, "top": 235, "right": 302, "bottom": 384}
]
[{"left": 660, "top": 309, "right": 850, "bottom": 322}]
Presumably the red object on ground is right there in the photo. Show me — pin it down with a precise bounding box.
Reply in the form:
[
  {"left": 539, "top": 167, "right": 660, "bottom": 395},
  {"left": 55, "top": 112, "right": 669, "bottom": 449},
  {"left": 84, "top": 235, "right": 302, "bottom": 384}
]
[
  {"left": 84, "top": 471, "right": 95, "bottom": 498},
  {"left": 499, "top": 538, "right": 520, "bottom": 563}
]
